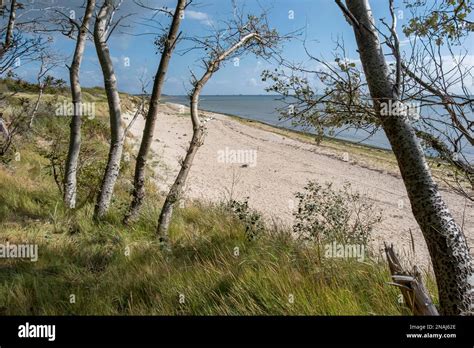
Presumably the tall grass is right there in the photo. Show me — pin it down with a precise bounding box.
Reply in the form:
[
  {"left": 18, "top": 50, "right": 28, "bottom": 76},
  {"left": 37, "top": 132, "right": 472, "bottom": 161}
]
[
  {"left": 0, "top": 148, "right": 413, "bottom": 315},
  {"left": 0, "top": 90, "right": 431, "bottom": 315}
]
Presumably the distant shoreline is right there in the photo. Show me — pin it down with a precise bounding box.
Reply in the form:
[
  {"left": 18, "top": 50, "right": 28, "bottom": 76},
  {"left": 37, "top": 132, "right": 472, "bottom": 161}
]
[
  {"left": 161, "top": 97, "right": 394, "bottom": 154},
  {"left": 127, "top": 102, "right": 474, "bottom": 269}
]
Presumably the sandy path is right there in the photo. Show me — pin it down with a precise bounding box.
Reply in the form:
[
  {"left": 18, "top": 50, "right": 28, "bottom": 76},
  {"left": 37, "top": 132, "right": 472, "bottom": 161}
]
[{"left": 126, "top": 103, "right": 473, "bottom": 269}]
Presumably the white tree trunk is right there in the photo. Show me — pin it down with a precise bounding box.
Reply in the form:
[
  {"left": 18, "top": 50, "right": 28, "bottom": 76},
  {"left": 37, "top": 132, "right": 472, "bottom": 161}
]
[
  {"left": 28, "top": 86, "right": 43, "bottom": 128},
  {"left": 93, "top": 0, "right": 124, "bottom": 219},
  {"left": 63, "top": 0, "right": 96, "bottom": 209},
  {"left": 345, "top": 0, "right": 473, "bottom": 315},
  {"left": 0, "top": 0, "right": 16, "bottom": 59}
]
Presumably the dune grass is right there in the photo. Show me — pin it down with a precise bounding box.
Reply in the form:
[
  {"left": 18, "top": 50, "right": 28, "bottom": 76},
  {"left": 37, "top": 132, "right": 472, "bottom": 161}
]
[
  {"left": 0, "top": 145, "right": 414, "bottom": 315},
  {"left": 0, "top": 88, "right": 432, "bottom": 316}
]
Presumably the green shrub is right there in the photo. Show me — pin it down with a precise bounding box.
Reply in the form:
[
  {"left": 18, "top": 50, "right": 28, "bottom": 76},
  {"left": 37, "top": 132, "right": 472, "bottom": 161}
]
[
  {"left": 293, "top": 181, "right": 382, "bottom": 247},
  {"left": 228, "top": 197, "right": 264, "bottom": 240}
]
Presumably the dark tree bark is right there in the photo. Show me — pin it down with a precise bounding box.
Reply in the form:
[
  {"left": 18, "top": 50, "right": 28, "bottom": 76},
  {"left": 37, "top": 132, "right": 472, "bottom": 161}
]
[
  {"left": 343, "top": 0, "right": 473, "bottom": 315},
  {"left": 156, "top": 32, "right": 262, "bottom": 242},
  {"left": 123, "top": 0, "right": 186, "bottom": 225}
]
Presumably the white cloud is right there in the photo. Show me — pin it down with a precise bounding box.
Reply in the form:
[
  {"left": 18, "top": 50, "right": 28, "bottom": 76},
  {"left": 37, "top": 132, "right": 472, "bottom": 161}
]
[{"left": 185, "top": 10, "right": 214, "bottom": 26}]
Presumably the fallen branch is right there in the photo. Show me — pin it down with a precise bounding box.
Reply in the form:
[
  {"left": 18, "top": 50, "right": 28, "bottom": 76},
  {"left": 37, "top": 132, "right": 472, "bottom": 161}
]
[{"left": 384, "top": 243, "right": 439, "bottom": 315}]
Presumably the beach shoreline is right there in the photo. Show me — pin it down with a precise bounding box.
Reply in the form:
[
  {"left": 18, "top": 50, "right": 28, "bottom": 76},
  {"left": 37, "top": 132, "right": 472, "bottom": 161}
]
[{"left": 125, "top": 102, "right": 474, "bottom": 270}]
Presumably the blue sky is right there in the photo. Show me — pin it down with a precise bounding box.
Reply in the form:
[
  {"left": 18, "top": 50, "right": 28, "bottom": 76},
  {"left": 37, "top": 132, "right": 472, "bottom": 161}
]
[{"left": 10, "top": 0, "right": 474, "bottom": 95}]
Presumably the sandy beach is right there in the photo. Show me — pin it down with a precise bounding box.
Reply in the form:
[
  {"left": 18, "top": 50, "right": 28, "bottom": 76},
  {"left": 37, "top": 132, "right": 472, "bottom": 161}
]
[{"left": 126, "top": 102, "right": 474, "bottom": 270}]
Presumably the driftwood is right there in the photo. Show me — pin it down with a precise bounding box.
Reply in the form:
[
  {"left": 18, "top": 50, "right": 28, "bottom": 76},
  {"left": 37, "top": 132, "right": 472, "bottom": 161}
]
[{"left": 384, "top": 243, "right": 439, "bottom": 315}]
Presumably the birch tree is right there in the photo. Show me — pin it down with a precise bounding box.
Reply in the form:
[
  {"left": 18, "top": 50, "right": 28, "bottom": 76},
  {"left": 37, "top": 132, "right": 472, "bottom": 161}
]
[
  {"left": 63, "top": 0, "right": 96, "bottom": 209},
  {"left": 0, "top": 0, "right": 17, "bottom": 60},
  {"left": 123, "top": 0, "right": 188, "bottom": 225},
  {"left": 263, "top": 0, "right": 473, "bottom": 315},
  {"left": 28, "top": 51, "right": 62, "bottom": 127},
  {"left": 338, "top": 0, "right": 472, "bottom": 315},
  {"left": 0, "top": 0, "right": 49, "bottom": 75},
  {"left": 93, "top": 0, "right": 124, "bottom": 219},
  {"left": 156, "top": 14, "right": 280, "bottom": 243}
]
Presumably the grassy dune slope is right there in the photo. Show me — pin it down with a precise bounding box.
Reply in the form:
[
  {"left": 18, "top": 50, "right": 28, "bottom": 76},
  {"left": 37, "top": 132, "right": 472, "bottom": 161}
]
[{"left": 0, "top": 86, "right": 434, "bottom": 315}]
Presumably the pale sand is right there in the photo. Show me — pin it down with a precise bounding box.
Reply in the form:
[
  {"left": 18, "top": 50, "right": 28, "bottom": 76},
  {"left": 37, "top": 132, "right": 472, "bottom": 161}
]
[{"left": 125, "top": 102, "right": 473, "bottom": 270}]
